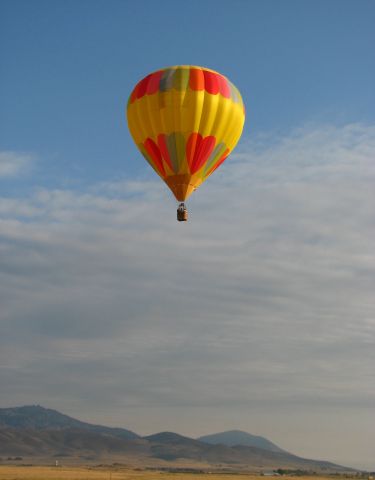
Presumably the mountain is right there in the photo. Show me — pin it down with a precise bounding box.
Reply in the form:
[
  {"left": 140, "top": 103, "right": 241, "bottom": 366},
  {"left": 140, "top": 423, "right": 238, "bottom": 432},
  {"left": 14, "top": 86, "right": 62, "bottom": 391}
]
[
  {"left": 0, "top": 427, "right": 148, "bottom": 457},
  {"left": 145, "top": 431, "right": 202, "bottom": 446},
  {"left": 0, "top": 405, "right": 138, "bottom": 440},
  {"left": 143, "top": 430, "right": 349, "bottom": 472},
  {"left": 0, "top": 406, "right": 352, "bottom": 472},
  {"left": 198, "top": 430, "right": 285, "bottom": 453}
]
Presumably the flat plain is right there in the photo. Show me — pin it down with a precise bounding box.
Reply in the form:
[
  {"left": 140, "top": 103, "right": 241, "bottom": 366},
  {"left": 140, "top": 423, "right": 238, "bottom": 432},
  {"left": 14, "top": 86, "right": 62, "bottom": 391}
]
[{"left": 0, "top": 466, "right": 347, "bottom": 480}]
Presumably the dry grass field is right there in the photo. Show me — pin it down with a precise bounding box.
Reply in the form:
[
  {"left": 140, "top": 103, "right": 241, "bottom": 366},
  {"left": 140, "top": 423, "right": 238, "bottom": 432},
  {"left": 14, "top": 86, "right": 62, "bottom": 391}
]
[
  {"left": 0, "top": 466, "right": 254, "bottom": 480},
  {"left": 0, "top": 466, "right": 343, "bottom": 480},
  {"left": 0, "top": 465, "right": 247, "bottom": 480}
]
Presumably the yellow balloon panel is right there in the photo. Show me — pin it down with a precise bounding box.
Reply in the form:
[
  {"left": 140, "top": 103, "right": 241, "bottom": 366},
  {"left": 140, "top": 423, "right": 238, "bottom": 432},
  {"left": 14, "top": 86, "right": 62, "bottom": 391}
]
[{"left": 127, "top": 65, "right": 245, "bottom": 201}]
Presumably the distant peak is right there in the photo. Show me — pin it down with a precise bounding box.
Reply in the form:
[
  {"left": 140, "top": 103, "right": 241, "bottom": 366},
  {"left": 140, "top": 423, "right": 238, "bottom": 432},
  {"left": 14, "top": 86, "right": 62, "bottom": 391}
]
[
  {"left": 0, "top": 405, "right": 139, "bottom": 440},
  {"left": 144, "top": 431, "right": 200, "bottom": 445},
  {"left": 197, "top": 430, "right": 285, "bottom": 453}
]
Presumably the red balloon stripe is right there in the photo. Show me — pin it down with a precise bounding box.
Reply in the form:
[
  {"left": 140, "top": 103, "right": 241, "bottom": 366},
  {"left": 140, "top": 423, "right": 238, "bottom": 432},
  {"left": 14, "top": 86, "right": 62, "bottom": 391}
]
[
  {"left": 143, "top": 138, "right": 166, "bottom": 176},
  {"left": 130, "top": 68, "right": 234, "bottom": 103},
  {"left": 146, "top": 71, "right": 164, "bottom": 95},
  {"left": 186, "top": 133, "right": 216, "bottom": 174},
  {"left": 143, "top": 132, "right": 229, "bottom": 178},
  {"left": 157, "top": 134, "right": 174, "bottom": 172},
  {"left": 206, "top": 149, "right": 230, "bottom": 176}
]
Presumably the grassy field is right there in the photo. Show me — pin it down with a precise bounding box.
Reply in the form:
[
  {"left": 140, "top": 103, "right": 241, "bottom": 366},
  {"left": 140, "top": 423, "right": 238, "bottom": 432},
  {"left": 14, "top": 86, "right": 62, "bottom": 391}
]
[{"left": 0, "top": 466, "right": 343, "bottom": 480}]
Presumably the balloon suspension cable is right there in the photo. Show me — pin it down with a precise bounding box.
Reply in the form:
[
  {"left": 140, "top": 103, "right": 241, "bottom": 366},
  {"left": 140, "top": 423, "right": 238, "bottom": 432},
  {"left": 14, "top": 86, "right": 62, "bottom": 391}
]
[{"left": 177, "top": 202, "right": 188, "bottom": 222}]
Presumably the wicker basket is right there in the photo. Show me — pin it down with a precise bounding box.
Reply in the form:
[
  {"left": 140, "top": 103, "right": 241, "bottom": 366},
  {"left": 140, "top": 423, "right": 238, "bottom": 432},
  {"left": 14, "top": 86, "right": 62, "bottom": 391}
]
[{"left": 177, "top": 204, "right": 188, "bottom": 222}]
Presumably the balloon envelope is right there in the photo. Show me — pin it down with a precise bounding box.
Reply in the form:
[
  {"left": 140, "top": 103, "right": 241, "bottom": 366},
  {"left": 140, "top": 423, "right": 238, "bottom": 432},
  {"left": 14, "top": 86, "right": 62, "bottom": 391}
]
[{"left": 127, "top": 65, "right": 245, "bottom": 201}]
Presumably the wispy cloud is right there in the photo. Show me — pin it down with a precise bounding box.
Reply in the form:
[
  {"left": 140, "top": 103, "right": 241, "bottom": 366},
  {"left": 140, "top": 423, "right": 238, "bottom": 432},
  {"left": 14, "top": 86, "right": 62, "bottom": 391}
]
[
  {"left": 0, "top": 151, "right": 33, "bottom": 178},
  {"left": 0, "top": 123, "right": 374, "bottom": 468}
]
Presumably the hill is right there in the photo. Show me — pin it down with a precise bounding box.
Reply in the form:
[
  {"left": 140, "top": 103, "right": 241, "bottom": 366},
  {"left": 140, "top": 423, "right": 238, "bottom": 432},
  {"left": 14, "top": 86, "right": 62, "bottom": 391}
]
[
  {"left": 145, "top": 431, "right": 203, "bottom": 446},
  {"left": 198, "top": 430, "right": 285, "bottom": 453},
  {"left": 0, "top": 405, "right": 138, "bottom": 440},
  {"left": 0, "top": 406, "right": 352, "bottom": 472}
]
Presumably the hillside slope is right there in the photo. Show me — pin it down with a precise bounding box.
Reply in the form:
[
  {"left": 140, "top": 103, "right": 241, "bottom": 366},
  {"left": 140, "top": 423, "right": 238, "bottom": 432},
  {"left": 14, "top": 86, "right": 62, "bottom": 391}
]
[
  {"left": 0, "top": 405, "right": 138, "bottom": 440},
  {"left": 198, "top": 430, "right": 285, "bottom": 453},
  {"left": 0, "top": 406, "right": 352, "bottom": 472}
]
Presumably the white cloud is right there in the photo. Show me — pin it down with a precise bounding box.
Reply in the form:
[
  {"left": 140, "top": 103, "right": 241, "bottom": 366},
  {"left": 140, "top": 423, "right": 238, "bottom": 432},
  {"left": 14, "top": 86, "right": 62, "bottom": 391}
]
[
  {"left": 0, "top": 151, "right": 33, "bottom": 177},
  {"left": 0, "top": 123, "right": 374, "bottom": 469}
]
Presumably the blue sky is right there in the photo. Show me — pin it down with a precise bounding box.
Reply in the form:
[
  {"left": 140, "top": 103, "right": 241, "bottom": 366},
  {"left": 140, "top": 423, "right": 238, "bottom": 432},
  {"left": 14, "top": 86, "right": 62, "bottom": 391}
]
[
  {"left": 1, "top": 0, "right": 375, "bottom": 471},
  {"left": 1, "top": 0, "right": 374, "bottom": 189}
]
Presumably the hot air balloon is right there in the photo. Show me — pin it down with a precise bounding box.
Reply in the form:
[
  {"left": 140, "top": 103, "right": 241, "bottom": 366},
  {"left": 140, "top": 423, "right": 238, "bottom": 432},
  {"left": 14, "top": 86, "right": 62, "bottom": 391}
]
[{"left": 126, "top": 65, "right": 245, "bottom": 221}]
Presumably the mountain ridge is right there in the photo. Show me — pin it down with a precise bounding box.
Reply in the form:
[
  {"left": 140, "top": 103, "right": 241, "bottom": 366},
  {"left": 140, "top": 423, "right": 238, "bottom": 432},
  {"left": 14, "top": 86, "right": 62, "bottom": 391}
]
[
  {"left": 0, "top": 405, "right": 138, "bottom": 440},
  {"left": 0, "top": 405, "right": 353, "bottom": 472},
  {"left": 198, "top": 430, "right": 286, "bottom": 453}
]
